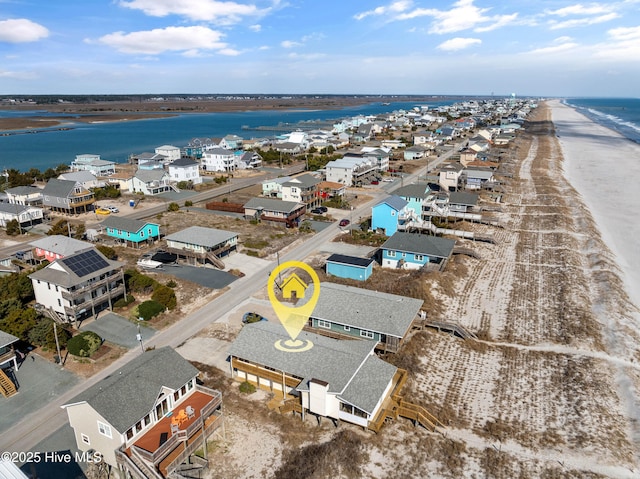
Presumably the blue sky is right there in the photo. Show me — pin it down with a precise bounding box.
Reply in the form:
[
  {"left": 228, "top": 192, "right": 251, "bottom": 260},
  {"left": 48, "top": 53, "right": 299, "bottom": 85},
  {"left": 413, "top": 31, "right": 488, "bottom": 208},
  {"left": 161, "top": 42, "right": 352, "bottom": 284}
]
[{"left": 1, "top": 0, "right": 639, "bottom": 96}]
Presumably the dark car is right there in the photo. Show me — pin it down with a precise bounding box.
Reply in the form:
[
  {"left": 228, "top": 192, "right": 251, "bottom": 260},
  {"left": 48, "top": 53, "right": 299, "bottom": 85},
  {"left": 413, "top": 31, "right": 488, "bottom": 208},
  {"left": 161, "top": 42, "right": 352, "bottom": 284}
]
[
  {"left": 242, "top": 312, "right": 268, "bottom": 324},
  {"left": 339, "top": 219, "right": 350, "bottom": 227},
  {"left": 310, "top": 208, "right": 323, "bottom": 214},
  {"left": 318, "top": 206, "right": 328, "bottom": 213}
]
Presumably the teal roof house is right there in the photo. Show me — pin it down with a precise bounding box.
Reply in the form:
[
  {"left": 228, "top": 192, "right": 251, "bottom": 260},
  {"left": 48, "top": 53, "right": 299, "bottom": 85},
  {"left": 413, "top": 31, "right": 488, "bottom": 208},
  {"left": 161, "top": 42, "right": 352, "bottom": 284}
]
[{"left": 101, "top": 216, "right": 160, "bottom": 247}]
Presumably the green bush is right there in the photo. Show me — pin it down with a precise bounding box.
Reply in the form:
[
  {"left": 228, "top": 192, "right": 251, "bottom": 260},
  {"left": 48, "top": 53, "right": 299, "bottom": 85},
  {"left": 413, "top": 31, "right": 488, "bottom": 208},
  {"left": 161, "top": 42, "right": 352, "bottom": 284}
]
[
  {"left": 167, "top": 202, "right": 180, "bottom": 212},
  {"left": 151, "top": 285, "right": 177, "bottom": 310},
  {"left": 166, "top": 280, "right": 177, "bottom": 288},
  {"left": 239, "top": 381, "right": 256, "bottom": 394},
  {"left": 113, "top": 295, "right": 135, "bottom": 309},
  {"left": 138, "top": 300, "right": 165, "bottom": 320},
  {"left": 126, "top": 270, "right": 157, "bottom": 294},
  {"left": 5, "top": 219, "right": 20, "bottom": 236},
  {"left": 184, "top": 200, "right": 193, "bottom": 207},
  {"left": 67, "top": 331, "right": 102, "bottom": 357},
  {"left": 96, "top": 244, "right": 117, "bottom": 260}
]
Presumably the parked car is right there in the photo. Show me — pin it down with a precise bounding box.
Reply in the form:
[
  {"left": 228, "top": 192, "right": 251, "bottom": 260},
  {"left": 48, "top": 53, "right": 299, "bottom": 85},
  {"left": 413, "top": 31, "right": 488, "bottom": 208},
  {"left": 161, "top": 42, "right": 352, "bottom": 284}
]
[
  {"left": 382, "top": 177, "right": 394, "bottom": 182},
  {"left": 371, "top": 180, "right": 379, "bottom": 185},
  {"left": 339, "top": 219, "right": 350, "bottom": 227},
  {"left": 106, "top": 205, "right": 119, "bottom": 213},
  {"left": 318, "top": 206, "right": 328, "bottom": 213},
  {"left": 242, "top": 312, "right": 268, "bottom": 324},
  {"left": 95, "top": 208, "right": 111, "bottom": 215},
  {"left": 310, "top": 208, "right": 323, "bottom": 214},
  {"left": 15, "top": 251, "right": 26, "bottom": 260}
]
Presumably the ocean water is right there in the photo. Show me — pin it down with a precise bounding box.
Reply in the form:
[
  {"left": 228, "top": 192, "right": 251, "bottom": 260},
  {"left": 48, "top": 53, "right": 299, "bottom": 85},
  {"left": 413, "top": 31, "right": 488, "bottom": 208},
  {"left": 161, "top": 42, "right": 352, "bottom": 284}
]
[
  {"left": 0, "top": 100, "right": 453, "bottom": 172},
  {"left": 564, "top": 98, "right": 640, "bottom": 144}
]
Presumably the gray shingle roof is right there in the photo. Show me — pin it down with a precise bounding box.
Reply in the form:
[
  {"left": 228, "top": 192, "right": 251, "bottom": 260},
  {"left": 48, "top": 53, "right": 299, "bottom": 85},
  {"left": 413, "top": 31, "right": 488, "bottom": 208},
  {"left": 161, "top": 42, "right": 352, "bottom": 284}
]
[
  {"left": 283, "top": 174, "right": 321, "bottom": 188},
  {"left": 228, "top": 321, "right": 376, "bottom": 395},
  {"left": 165, "top": 226, "right": 237, "bottom": 248},
  {"left": 448, "top": 191, "right": 478, "bottom": 206},
  {"left": 312, "top": 282, "right": 422, "bottom": 338},
  {"left": 339, "top": 355, "right": 397, "bottom": 414},
  {"left": 0, "top": 203, "right": 30, "bottom": 214},
  {"left": 374, "top": 195, "right": 407, "bottom": 212},
  {"left": 64, "top": 347, "right": 198, "bottom": 433},
  {"left": 29, "top": 235, "right": 94, "bottom": 257},
  {"left": 243, "top": 197, "right": 304, "bottom": 214},
  {"left": 101, "top": 216, "right": 157, "bottom": 235},
  {"left": 169, "top": 157, "right": 198, "bottom": 168},
  {"left": 0, "top": 329, "right": 18, "bottom": 349},
  {"left": 59, "top": 171, "right": 98, "bottom": 183},
  {"left": 381, "top": 232, "right": 455, "bottom": 259},
  {"left": 5, "top": 186, "right": 42, "bottom": 196},
  {"left": 42, "top": 179, "right": 76, "bottom": 198},
  {"left": 134, "top": 169, "right": 167, "bottom": 183},
  {"left": 393, "top": 183, "right": 430, "bottom": 200}
]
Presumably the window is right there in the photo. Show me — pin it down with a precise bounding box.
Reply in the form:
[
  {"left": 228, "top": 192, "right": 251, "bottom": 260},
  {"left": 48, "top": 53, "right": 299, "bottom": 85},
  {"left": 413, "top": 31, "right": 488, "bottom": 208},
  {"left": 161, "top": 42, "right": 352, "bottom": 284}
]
[
  {"left": 343, "top": 326, "right": 351, "bottom": 332},
  {"left": 388, "top": 250, "right": 396, "bottom": 258},
  {"left": 317, "top": 320, "right": 331, "bottom": 329},
  {"left": 81, "top": 434, "right": 90, "bottom": 445},
  {"left": 98, "top": 421, "right": 112, "bottom": 438},
  {"left": 57, "top": 299, "right": 61, "bottom": 307},
  {"left": 415, "top": 254, "right": 424, "bottom": 261},
  {"left": 402, "top": 252, "right": 406, "bottom": 258},
  {"left": 391, "top": 210, "right": 395, "bottom": 216},
  {"left": 360, "top": 330, "right": 375, "bottom": 339}
]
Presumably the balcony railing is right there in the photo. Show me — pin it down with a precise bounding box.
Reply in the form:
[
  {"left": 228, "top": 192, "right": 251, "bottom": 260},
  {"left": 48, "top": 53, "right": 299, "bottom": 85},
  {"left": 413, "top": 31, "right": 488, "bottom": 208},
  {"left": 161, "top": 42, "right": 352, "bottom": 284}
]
[
  {"left": 63, "top": 284, "right": 125, "bottom": 316},
  {"left": 61, "top": 275, "right": 122, "bottom": 300}
]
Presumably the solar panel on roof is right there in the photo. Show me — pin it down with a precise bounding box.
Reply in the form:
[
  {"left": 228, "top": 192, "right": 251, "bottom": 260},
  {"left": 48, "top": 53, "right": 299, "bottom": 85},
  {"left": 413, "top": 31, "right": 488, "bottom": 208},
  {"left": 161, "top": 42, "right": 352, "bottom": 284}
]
[{"left": 62, "top": 250, "right": 109, "bottom": 277}]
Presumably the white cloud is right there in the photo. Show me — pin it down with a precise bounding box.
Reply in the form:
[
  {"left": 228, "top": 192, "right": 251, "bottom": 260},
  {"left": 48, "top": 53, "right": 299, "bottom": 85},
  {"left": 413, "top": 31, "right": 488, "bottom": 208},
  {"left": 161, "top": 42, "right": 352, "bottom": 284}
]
[
  {"left": 118, "top": 0, "right": 262, "bottom": 24},
  {"left": 549, "top": 12, "right": 619, "bottom": 29},
  {"left": 354, "top": 1, "right": 412, "bottom": 20},
  {"left": 280, "top": 40, "right": 301, "bottom": 48},
  {"left": 97, "top": 26, "right": 227, "bottom": 55},
  {"left": 0, "top": 18, "right": 49, "bottom": 43},
  {"left": 249, "top": 24, "right": 262, "bottom": 32},
  {"left": 218, "top": 47, "right": 241, "bottom": 56},
  {"left": 0, "top": 69, "right": 37, "bottom": 79},
  {"left": 377, "top": 0, "right": 518, "bottom": 34},
  {"left": 527, "top": 42, "right": 579, "bottom": 54},
  {"left": 437, "top": 37, "right": 481, "bottom": 51},
  {"left": 546, "top": 3, "right": 612, "bottom": 17},
  {"left": 593, "top": 25, "right": 640, "bottom": 59}
]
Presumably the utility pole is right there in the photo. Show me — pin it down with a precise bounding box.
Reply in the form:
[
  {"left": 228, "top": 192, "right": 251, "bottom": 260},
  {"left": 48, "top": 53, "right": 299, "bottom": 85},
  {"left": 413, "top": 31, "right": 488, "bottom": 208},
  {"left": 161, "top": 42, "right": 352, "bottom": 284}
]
[{"left": 53, "top": 322, "right": 63, "bottom": 368}]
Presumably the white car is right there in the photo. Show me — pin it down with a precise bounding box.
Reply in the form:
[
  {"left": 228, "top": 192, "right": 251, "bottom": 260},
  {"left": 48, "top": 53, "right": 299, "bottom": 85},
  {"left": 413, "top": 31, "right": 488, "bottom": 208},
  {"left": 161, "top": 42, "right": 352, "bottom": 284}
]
[
  {"left": 382, "top": 177, "right": 394, "bottom": 182},
  {"left": 105, "top": 205, "right": 119, "bottom": 213}
]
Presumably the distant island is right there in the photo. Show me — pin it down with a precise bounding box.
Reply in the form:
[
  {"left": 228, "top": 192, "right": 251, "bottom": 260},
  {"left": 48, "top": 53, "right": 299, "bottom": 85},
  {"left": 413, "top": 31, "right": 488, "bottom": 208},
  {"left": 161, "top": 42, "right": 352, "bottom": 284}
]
[{"left": 0, "top": 94, "right": 483, "bottom": 131}]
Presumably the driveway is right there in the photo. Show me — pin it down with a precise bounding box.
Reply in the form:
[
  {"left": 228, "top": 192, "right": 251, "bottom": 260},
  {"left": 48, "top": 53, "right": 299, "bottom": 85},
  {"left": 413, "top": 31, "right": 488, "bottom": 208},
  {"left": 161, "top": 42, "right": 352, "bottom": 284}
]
[
  {"left": 0, "top": 354, "right": 79, "bottom": 434},
  {"left": 81, "top": 312, "right": 156, "bottom": 349},
  {"left": 162, "top": 264, "right": 238, "bottom": 289}
]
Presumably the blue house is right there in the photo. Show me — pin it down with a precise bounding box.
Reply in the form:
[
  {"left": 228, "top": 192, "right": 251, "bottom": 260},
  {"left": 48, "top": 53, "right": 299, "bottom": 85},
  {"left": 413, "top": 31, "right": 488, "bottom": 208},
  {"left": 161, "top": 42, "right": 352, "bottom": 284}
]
[
  {"left": 371, "top": 196, "right": 407, "bottom": 237},
  {"left": 101, "top": 216, "right": 160, "bottom": 247},
  {"left": 326, "top": 254, "right": 374, "bottom": 281},
  {"left": 381, "top": 232, "right": 455, "bottom": 271},
  {"left": 393, "top": 184, "right": 430, "bottom": 218}
]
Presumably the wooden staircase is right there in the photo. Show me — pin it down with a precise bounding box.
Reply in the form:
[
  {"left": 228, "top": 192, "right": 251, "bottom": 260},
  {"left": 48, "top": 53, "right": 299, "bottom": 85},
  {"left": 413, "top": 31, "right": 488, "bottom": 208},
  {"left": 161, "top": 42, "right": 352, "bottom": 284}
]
[
  {"left": 205, "top": 252, "right": 225, "bottom": 269},
  {"left": 0, "top": 369, "right": 17, "bottom": 398}
]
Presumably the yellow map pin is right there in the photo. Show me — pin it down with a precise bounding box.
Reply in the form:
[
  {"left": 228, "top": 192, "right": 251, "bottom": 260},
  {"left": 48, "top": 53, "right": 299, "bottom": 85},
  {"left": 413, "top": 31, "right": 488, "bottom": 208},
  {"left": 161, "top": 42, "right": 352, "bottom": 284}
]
[{"left": 268, "top": 260, "right": 320, "bottom": 352}]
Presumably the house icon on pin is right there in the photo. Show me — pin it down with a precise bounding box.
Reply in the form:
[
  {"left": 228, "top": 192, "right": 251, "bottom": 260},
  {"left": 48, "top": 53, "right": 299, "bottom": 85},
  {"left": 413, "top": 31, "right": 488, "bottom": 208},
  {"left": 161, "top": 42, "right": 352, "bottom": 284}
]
[{"left": 280, "top": 273, "right": 308, "bottom": 299}]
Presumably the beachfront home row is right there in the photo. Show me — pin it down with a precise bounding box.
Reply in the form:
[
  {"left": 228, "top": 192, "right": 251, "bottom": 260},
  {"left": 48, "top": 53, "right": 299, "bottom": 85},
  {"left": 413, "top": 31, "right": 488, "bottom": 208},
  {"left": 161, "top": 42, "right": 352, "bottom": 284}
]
[
  {"left": 62, "top": 347, "right": 223, "bottom": 478},
  {"left": 381, "top": 232, "right": 455, "bottom": 271},
  {"left": 0, "top": 203, "right": 43, "bottom": 228},
  {"left": 42, "top": 179, "right": 95, "bottom": 215}
]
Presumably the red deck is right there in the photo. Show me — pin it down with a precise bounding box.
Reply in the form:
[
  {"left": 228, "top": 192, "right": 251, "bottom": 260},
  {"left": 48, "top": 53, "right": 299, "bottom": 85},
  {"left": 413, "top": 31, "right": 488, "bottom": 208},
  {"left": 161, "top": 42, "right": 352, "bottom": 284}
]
[{"left": 132, "top": 390, "right": 217, "bottom": 455}]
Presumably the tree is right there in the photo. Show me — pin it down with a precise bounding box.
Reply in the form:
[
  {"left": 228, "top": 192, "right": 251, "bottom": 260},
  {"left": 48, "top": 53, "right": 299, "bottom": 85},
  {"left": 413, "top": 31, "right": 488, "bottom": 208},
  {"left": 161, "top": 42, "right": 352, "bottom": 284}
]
[
  {"left": 96, "top": 245, "right": 117, "bottom": 260},
  {"left": 138, "top": 300, "right": 165, "bottom": 320},
  {"left": 28, "top": 317, "right": 70, "bottom": 350},
  {"left": 73, "top": 223, "right": 86, "bottom": 240},
  {"left": 151, "top": 285, "right": 177, "bottom": 310},
  {"left": 5, "top": 219, "right": 21, "bottom": 236},
  {"left": 47, "top": 219, "right": 70, "bottom": 236},
  {"left": 67, "top": 331, "right": 102, "bottom": 357},
  {"left": 0, "top": 308, "right": 37, "bottom": 341}
]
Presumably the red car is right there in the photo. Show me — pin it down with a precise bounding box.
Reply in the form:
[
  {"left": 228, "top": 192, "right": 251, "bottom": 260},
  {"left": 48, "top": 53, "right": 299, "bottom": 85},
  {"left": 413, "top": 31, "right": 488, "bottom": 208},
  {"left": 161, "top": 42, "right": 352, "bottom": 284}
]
[
  {"left": 371, "top": 180, "right": 379, "bottom": 185},
  {"left": 339, "top": 219, "right": 350, "bottom": 227}
]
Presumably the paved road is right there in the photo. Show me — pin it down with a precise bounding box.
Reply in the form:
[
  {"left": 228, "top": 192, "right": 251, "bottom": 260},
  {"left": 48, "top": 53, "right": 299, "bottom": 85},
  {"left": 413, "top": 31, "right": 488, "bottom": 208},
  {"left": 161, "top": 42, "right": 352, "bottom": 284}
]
[{"left": 0, "top": 146, "right": 461, "bottom": 454}]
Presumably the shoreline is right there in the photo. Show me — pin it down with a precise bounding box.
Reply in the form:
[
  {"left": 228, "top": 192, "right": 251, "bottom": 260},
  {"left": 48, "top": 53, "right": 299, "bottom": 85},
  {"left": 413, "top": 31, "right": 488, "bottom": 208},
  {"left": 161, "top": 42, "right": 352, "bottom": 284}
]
[{"left": 550, "top": 99, "right": 640, "bottom": 311}]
